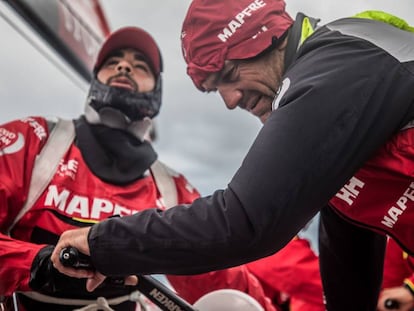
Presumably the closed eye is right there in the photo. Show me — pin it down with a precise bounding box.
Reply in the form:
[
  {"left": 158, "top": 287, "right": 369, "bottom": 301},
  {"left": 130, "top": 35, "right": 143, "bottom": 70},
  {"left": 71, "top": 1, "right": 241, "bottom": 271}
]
[
  {"left": 219, "top": 63, "right": 238, "bottom": 84},
  {"left": 133, "top": 63, "right": 151, "bottom": 73},
  {"left": 103, "top": 58, "right": 119, "bottom": 67}
]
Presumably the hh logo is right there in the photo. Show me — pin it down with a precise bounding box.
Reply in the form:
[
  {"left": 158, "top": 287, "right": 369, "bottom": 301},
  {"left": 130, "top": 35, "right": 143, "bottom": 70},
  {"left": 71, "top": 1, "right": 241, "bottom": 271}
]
[{"left": 335, "top": 177, "right": 365, "bottom": 206}]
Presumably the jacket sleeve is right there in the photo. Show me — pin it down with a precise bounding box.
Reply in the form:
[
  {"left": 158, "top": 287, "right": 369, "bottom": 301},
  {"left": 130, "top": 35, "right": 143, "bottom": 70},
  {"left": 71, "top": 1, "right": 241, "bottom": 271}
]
[
  {"left": 319, "top": 206, "right": 386, "bottom": 311},
  {"left": 0, "top": 232, "right": 46, "bottom": 295},
  {"left": 0, "top": 117, "right": 49, "bottom": 295},
  {"left": 88, "top": 30, "right": 414, "bottom": 278}
]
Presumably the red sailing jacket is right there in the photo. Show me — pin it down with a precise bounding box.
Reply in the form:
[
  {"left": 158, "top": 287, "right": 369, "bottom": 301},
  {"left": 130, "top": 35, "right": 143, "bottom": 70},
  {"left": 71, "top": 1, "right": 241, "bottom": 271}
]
[
  {"left": 330, "top": 126, "right": 414, "bottom": 255},
  {"left": 0, "top": 116, "right": 202, "bottom": 296},
  {"left": 0, "top": 116, "right": 287, "bottom": 311}
]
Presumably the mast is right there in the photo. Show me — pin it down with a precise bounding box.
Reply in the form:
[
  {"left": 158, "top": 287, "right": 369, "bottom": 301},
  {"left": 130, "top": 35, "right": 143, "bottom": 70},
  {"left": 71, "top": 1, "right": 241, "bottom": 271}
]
[{"left": 0, "top": 0, "right": 110, "bottom": 82}]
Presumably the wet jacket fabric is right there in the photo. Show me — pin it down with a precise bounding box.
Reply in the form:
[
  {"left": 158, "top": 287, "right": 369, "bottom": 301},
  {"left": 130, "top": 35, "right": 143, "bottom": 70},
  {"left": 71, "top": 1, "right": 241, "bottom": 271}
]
[{"left": 87, "top": 14, "right": 414, "bottom": 311}]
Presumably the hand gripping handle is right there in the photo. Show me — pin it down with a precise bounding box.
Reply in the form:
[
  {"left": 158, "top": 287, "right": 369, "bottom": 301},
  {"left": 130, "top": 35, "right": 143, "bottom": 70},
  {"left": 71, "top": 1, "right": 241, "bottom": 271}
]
[{"left": 59, "top": 247, "right": 197, "bottom": 311}]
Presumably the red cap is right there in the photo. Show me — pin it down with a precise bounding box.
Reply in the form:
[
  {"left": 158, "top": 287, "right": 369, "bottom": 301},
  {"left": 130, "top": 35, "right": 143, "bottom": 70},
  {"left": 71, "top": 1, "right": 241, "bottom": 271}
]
[
  {"left": 181, "top": 0, "right": 293, "bottom": 90},
  {"left": 94, "top": 26, "right": 162, "bottom": 76}
]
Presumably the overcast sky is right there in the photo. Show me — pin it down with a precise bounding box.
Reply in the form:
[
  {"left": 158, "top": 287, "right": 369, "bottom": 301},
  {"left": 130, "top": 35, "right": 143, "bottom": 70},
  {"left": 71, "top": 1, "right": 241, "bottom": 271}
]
[{"left": 0, "top": 0, "right": 412, "bottom": 195}]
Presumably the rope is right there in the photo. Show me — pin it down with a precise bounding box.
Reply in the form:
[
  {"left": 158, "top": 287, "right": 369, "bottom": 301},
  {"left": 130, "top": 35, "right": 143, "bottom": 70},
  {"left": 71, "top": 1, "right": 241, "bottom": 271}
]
[{"left": 19, "top": 290, "right": 147, "bottom": 311}]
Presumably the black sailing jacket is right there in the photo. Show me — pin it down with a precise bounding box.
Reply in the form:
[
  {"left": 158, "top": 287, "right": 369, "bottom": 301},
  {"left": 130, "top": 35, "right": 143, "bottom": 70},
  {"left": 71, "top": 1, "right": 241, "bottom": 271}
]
[{"left": 88, "top": 13, "right": 414, "bottom": 311}]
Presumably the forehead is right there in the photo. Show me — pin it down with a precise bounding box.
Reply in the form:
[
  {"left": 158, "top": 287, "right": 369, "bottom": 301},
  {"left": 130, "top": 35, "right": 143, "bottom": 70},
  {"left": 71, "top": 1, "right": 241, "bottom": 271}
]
[{"left": 105, "top": 48, "right": 148, "bottom": 62}]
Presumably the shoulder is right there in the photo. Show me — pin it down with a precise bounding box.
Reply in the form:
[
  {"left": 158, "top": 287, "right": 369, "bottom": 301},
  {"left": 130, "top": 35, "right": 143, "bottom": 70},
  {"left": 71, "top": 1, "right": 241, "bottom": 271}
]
[
  {"left": 152, "top": 160, "right": 200, "bottom": 202},
  {"left": 2, "top": 116, "right": 49, "bottom": 133},
  {"left": 0, "top": 116, "right": 50, "bottom": 154}
]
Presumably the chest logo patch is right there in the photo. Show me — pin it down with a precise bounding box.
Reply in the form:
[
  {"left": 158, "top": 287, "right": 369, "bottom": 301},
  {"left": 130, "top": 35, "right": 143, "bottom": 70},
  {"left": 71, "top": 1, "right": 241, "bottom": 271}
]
[
  {"left": 272, "top": 77, "right": 290, "bottom": 110},
  {"left": 0, "top": 130, "right": 25, "bottom": 156}
]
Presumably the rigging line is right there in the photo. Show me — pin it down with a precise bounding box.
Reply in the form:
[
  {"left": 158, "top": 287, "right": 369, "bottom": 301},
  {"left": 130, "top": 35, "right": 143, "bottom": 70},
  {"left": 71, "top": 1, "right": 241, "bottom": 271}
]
[{"left": 0, "top": 5, "right": 88, "bottom": 92}]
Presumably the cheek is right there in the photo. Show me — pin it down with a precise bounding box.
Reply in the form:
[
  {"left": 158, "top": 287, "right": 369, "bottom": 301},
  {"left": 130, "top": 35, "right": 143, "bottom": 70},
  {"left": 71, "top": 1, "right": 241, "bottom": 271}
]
[
  {"left": 96, "top": 70, "right": 110, "bottom": 84},
  {"left": 134, "top": 76, "right": 156, "bottom": 92}
]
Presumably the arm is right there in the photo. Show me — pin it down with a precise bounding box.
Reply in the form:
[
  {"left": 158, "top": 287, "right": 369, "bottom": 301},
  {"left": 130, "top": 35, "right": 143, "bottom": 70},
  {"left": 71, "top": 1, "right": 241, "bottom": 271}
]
[
  {"left": 319, "top": 206, "right": 386, "bottom": 311},
  {"left": 0, "top": 232, "right": 46, "bottom": 295},
  {"left": 0, "top": 118, "right": 48, "bottom": 295}
]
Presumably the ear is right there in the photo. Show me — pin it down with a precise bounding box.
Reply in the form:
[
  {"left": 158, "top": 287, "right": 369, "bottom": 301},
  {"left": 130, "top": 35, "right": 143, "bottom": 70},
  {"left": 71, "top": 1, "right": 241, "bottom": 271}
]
[{"left": 277, "top": 37, "right": 288, "bottom": 50}]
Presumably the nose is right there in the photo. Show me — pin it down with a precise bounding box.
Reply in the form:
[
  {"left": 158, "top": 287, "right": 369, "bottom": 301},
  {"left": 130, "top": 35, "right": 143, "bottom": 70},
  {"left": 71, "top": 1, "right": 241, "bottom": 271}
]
[
  {"left": 218, "top": 86, "right": 242, "bottom": 110},
  {"left": 116, "top": 60, "right": 132, "bottom": 74}
]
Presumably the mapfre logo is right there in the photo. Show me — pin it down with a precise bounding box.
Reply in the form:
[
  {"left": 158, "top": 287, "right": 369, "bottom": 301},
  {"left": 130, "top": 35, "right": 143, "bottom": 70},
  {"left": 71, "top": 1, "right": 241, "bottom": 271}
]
[
  {"left": 20, "top": 117, "right": 47, "bottom": 140},
  {"left": 0, "top": 127, "right": 25, "bottom": 156},
  {"left": 57, "top": 159, "right": 78, "bottom": 180},
  {"left": 217, "top": 0, "right": 267, "bottom": 42},
  {"left": 44, "top": 185, "right": 137, "bottom": 220}
]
